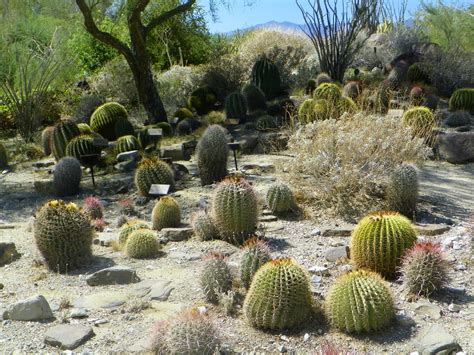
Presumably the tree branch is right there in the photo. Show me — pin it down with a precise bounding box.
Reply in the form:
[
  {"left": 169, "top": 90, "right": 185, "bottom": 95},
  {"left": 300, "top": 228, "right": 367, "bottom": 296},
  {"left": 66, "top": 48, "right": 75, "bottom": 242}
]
[{"left": 144, "top": 0, "right": 196, "bottom": 36}]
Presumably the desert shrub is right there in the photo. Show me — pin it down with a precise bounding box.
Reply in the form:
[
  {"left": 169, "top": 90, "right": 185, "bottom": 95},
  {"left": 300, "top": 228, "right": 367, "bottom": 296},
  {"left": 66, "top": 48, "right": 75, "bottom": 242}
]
[{"left": 286, "top": 114, "right": 430, "bottom": 218}]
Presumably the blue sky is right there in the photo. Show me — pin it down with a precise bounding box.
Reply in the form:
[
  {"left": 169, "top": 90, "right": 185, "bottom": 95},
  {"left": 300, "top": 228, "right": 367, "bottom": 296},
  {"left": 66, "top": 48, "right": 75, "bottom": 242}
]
[{"left": 198, "top": 0, "right": 468, "bottom": 33}]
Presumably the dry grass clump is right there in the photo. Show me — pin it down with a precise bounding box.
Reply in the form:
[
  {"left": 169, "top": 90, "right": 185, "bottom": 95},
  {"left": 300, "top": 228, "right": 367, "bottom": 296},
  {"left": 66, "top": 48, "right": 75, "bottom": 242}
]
[{"left": 286, "top": 113, "right": 430, "bottom": 219}]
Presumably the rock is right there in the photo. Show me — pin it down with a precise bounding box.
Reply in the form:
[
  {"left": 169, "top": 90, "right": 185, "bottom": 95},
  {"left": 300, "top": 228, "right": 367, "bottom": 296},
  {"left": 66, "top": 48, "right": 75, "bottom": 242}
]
[
  {"left": 161, "top": 144, "right": 189, "bottom": 161},
  {"left": 74, "top": 292, "right": 128, "bottom": 310},
  {"left": 415, "top": 324, "right": 461, "bottom": 354},
  {"left": 33, "top": 160, "right": 55, "bottom": 168},
  {"left": 278, "top": 344, "right": 287, "bottom": 353},
  {"left": 116, "top": 150, "right": 139, "bottom": 162},
  {"left": 93, "top": 233, "right": 118, "bottom": 247},
  {"left": 3, "top": 295, "right": 53, "bottom": 321},
  {"left": 241, "top": 163, "right": 276, "bottom": 174},
  {"left": 435, "top": 131, "right": 474, "bottom": 164},
  {"left": 69, "top": 308, "right": 88, "bottom": 319},
  {"left": 168, "top": 251, "right": 201, "bottom": 261},
  {"left": 114, "top": 159, "right": 137, "bottom": 172},
  {"left": 0, "top": 242, "right": 20, "bottom": 266},
  {"left": 264, "top": 222, "right": 285, "bottom": 232},
  {"left": 415, "top": 224, "right": 450, "bottom": 236},
  {"left": 131, "top": 280, "right": 173, "bottom": 301},
  {"left": 325, "top": 246, "right": 349, "bottom": 262},
  {"left": 44, "top": 325, "right": 94, "bottom": 350},
  {"left": 259, "top": 215, "right": 277, "bottom": 222},
  {"left": 86, "top": 266, "right": 140, "bottom": 286},
  {"left": 160, "top": 227, "right": 193, "bottom": 242},
  {"left": 414, "top": 303, "right": 442, "bottom": 320},
  {"left": 128, "top": 338, "right": 150, "bottom": 353},
  {"left": 448, "top": 303, "right": 461, "bottom": 312},
  {"left": 303, "top": 333, "right": 310, "bottom": 342},
  {"left": 308, "top": 266, "right": 330, "bottom": 276},
  {"left": 321, "top": 227, "right": 353, "bottom": 237},
  {"left": 454, "top": 264, "right": 467, "bottom": 271}
]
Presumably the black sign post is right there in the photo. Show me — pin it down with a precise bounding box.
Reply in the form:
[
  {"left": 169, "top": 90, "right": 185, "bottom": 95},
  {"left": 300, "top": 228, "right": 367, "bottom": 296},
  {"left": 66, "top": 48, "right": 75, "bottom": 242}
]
[
  {"left": 80, "top": 154, "right": 100, "bottom": 188},
  {"left": 228, "top": 141, "right": 241, "bottom": 171}
]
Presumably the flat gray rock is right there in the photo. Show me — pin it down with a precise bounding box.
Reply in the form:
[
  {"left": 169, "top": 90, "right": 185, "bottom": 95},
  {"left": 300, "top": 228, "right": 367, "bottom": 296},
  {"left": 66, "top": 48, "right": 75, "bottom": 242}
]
[
  {"left": 74, "top": 291, "right": 128, "bottom": 310},
  {"left": 116, "top": 150, "right": 139, "bottom": 162},
  {"left": 3, "top": 294, "right": 53, "bottom": 321},
  {"left": 86, "top": 266, "right": 140, "bottom": 286},
  {"left": 131, "top": 280, "right": 174, "bottom": 301},
  {"left": 325, "top": 246, "right": 349, "bottom": 262},
  {"left": 414, "top": 302, "right": 442, "bottom": 320},
  {"left": 415, "top": 324, "right": 461, "bottom": 354},
  {"left": 44, "top": 324, "right": 94, "bottom": 350},
  {"left": 161, "top": 227, "right": 193, "bottom": 241},
  {"left": 321, "top": 227, "right": 353, "bottom": 237},
  {"left": 92, "top": 233, "right": 118, "bottom": 247}
]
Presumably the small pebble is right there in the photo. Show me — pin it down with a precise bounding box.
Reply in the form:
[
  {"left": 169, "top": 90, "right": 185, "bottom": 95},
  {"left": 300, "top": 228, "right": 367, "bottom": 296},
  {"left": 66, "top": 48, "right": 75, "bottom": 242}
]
[
  {"left": 448, "top": 303, "right": 461, "bottom": 312},
  {"left": 278, "top": 345, "right": 287, "bottom": 353},
  {"left": 303, "top": 333, "right": 310, "bottom": 342}
]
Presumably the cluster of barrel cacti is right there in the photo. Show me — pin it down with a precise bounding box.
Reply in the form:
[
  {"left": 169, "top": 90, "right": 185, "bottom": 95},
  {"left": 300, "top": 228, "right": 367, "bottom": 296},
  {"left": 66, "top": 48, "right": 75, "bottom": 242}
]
[
  {"left": 134, "top": 157, "right": 175, "bottom": 196},
  {"left": 118, "top": 219, "right": 160, "bottom": 259}
]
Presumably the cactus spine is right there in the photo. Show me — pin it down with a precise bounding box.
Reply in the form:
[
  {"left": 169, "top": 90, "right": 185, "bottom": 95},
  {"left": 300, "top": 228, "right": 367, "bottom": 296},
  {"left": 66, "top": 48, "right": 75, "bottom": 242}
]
[
  {"left": 225, "top": 92, "right": 248, "bottom": 121},
  {"left": 387, "top": 163, "right": 418, "bottom": 218},
  {"left": 251, "top": 57, "right": 282, "bottom": 100},
  {"left": 200, "top": 253, "right": 232, "bottom": 304},
  {"left": 240, "top": 238, "right": 271, "bottom": 289},
  {"left": 266, "top": 183, "right": 295, "bottom": 214},
  {"left": 151, "top": 196, "right": 181, "bottom": 231},
  {"left": 125, "top": 229, "right": 160, "bottom": 259},
  {"left": 51, "top": 119, "right": 80, "bottom": 161},
  {"left": 196, "top": 125, "right": 228, "bottom": 186},
  {"left": 134, "top": 157, "right": 175, "bottom": 196},
  {"left": 53, "top": 157, "right": 82, "bottom": 197}
]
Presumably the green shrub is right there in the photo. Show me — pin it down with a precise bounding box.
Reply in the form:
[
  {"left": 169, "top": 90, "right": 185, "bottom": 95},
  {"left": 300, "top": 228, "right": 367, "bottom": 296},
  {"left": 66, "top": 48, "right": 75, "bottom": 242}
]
[{"left": 151, "top": 196, "right": 181, "bottom": 231}]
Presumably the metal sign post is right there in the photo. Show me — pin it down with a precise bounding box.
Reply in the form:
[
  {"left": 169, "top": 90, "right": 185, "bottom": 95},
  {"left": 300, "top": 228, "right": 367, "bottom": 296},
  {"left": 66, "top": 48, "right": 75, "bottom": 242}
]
[
  {"left": 80, "top": 154, "right": 100, "bottom": 188},
  {"left": 228, "top": 141, "right": 241, "bottom": 171}
]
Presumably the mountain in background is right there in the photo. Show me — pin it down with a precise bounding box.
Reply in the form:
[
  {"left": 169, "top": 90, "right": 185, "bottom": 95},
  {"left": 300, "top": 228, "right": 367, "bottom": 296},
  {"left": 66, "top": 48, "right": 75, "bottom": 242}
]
[{"left": 225, "top": 21, "right": 308, "bottom": 35}]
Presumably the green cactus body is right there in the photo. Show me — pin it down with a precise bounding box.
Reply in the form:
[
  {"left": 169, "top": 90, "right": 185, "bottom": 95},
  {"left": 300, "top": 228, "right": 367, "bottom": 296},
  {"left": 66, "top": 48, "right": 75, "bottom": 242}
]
[
  {"left": 387, "top": 163, "right": 418, "bottom": 218},
  {"left": 372, "top": 81, "right": 390, "bottom": 114},
  {"left": 266, "top": 183, "right": 295, "bottom": 214},
  {"left": 325, "top": 270, "right": 395, "bottom": 333},
  {"left": 407, "top": 63, "right": 430, "bottom": 83},
  {"left": 225, "top": 92, "right": 248, "bottom": 121},
  {"left": 53, "top": 157, "right": 82, "bottom": 197},
  {"left": 241, "top": 83, "right": 267, "bottom": 112},
  {"left": 387, "top": 61, "right": 408, "bottom": 89},
  {"left": 34, "top": 200, "right": 94, "bottom": 273},
  {"left": 256, "top": 115, "right": 278, "bottom": 131},
  {"left": 337, "top": 96, "right": 357, "bottom": 115},
  {"left": 350, "top": 211, "right": 417, "bottom": 277},
  {"left": 115, "top": 135, "right": 140, "bottom": 154},
  {"left": 240, "top": 238, "right": 271, "bottom": 289},
  {"left": 316, "top": 73, "right": 332, "bottom": 86},
  {"left": 342, "top": 81, "right": 361, "bottom": 99},
  {"left": 188, "top": 87, "right": 217, "bottom": 115},
  {"left": 114, "top": 118, "right": 135, "bottom": 139},
  {"left": 173, "top": 107, "right": 194, "bottom": 120},
  {"left": 90, "top": 102, "right": 130, "bottom": 141},
  {"left": 449, "top": 88, "right": 474, "bottom": 112},
  {"left": 196, "top": 125, "right": 228, "bottom": 186},
  {"left": 313, "top": 83, "right": 342, "bottom": 103},
  {"left": 0, "top": 143, "right": 8, "bottom": 169},
  {"left": 251, "top": 58, "right": 282, "bottom": 100},
  {"left": 298, "top": 99, "right": 316, "bottom": 124},
  {"left": 151, "top": 196, "right": 181, "bottom": 230},
  {"left": 305, "top": 79, "right": 317, "bottom": 95},
  {"left": 77, "top": 123, "right": 94, "bottom": 135},
  {"left": 211, "top": 176, "right": 258, "bottom": 245},
  {"left": 243, "top": 258, "right": 313, "bottom": 330},
  {"left": 134, "top": 157, "right": 175, "bottom": 196},
  {"left": 125, "top": 229, "right": 160, "bottom": 259},
  {"left": 119, "top": 219, "right": 150, "bottom": 246},
  {"left": 191, "top": 211, "right": 218, "bottom": 241},
  {"left": 200, "top": 254, "right": 232, "bottom": 303},
  {"left": 65, "top": 135, "right": 102, "bottom": 163},
  {"left": 401, "top": 106, "right": 436, "bottom": 139},
  {"left": 51, "top": 119, "right": 81, "bottom": 161},
  {"left": 41, "top": 126, "right": 54, "bottom": 156}
]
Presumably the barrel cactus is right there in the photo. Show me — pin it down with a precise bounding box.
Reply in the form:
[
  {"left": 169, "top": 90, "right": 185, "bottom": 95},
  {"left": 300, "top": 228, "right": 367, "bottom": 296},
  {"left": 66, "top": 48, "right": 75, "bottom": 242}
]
[
  {"left": 225, "top": 92, "right": 248, "bottom": 121},
  {"left": 51, "top": 119, "right": 80, "bottom": 161},
  {"left": 387, "top": 60, "right": 408, "bottom": 89},
  {"left": 34, "top": 200, "right": 94, "bottom": 273},
  {"left": 251, "top": 57, "right": 282, "bottom": 100},
  {"left": 0, "top": 143, "right": 8, "bottom": 169},
  {"left": 337, "top": 96, "right": 357, "bottom": 115},
  {"left": 342, "top": 81, "right": 361, "bottom": 99},
  {"left": 400, "top": 241, "right": 449, "bottom": 297},
  {"left": 151, "top": 196, "right": 181, "bottom": 231},
  {"left": 200, "top": 253, "right": 233, "bottom": 304},
  {"left": 313, "top": 83, "right": 342, "bottom": 103},
  {"left": 298, "top": 99, "right": 316, "bottom": 124},
  {"left": 350, "top": 211, "right": 417, "bottom": 277},
  {"left": 407, "top": 63, "right": 430, "bottom": 83},
  {"left": 188, "top": 86, "right": 217, "bottom": 115},
  {"left": 387, "top": 163, "right": 418, "bottom": 218},
  {"left": 90, "top": 102, "right": 131, "bottom": 141},
  {"left": 65, "top": 134, "right": 102, "bottom": 163},
  {"left": 211, "top": 176, "right": 258, "bottom": 245},
  {"left": 240, "top": 238, "right": 271, "bottom": 289},
  {"left": 173, "top": 107, "right": 194, "bottom": 120},
  {"left": 126, "top": 229, "right": 160, "bottom": 259},
  {"left": 134, "top": 157, "right": 175, "bottom": 196},
  {"left": 83, "top": 196, "right": 104, "bottom": 220},
  {"left": 41, "top": 126, "right": 54, "bottom": 156},
  {"left": 191, "top": 211, "right": 218, "bottom": 241},
  {"left": 119, "top": 219, "right": 149, "bottom": 246},
  {"left": 243, "top": 258, "right": 313, "bottom": 330},
  {"left": 316, "top": 73, "right": 332, "bottom": 86},
  {"left": 409, "top": 87, "right": 425, "bottom": 106},
  {"left": 53, "top": 157, "right": 82, "bottom": 197},
  {"left": 371, "top": 81, "right": 390, "bottom": 114},
  {"left": 449, "top": 88, "right": 474, "bottom": 113},
  {"left": 444, "top": 110, "right": 471, "bottom": 127},
  {"left": 325, "top": 270, "right": 395, "bottom": 333},
  {"left": 115, "top": 135, "right": 140, "bottom": 154},
  {"left": 196, "top": 125, "right": 228, "bottom": 186},
  {"left": 241, "top": 83, "right": 267, "bottom": 112},
  {"left": 266, "top": 183, "right": 296, "bottom": 214},
  {"left": 77, "top": 123, "right": 94, "bottom": 135},
  {"left": 256, "top": 115, "right": 278, "bottom": 131},
  {"left": 401, "top": 106, "right": 436, "bottom": 140}
]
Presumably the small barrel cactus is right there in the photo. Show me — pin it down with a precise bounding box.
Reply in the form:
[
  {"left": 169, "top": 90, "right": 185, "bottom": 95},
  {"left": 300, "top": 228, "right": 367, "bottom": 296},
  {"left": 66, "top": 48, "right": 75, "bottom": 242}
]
[
  {"left": 371, "top": 81, "right": 390, "bottom": 114},
  {"left": 266, "top": 182, "right": 296, "bottom": 214},
  {"left": 305, "top": 79, "right": 317, "bottom": 95},
  {"left": 407, "top": 63, "right": 430, "bottom": 83},
  {"left": 337, "top": 96, "right": 357, "bottom": 115},
  {"left": 241, "top": 83, "right": 267, "bottom": 112},
  {"left": 34, "top": 200, "right": 94, "bottom": 273},
  {"left": 41, "top": 126, "right": 54, "bottom": 156},
  {"left": 191, "top": 211, "right": 218, "bottom": 241},
  {"left": 90, "top": 102, "right": 131, "bottom": 141},
  {"left": 251, "top": 57, "right": 281, "bottom": 100},
  {"left": 188, "top": 86, "right": 217, "bottom": 115},
  {"left": 53, "top": 157, "right": 82, "bottom": 197},
  {"left": 256, "top": 115, "right": 278, "bottom": 131},
  {"left": 387, "top": 60, "right": 408, "bottom": 89},
  {"left": 387, "top": 163, "right": 418, "bottom": 218},
  {"left": 82, "top": 196, "right": 104, "bottom": 220},
  {"left": 118, "top": 219, "right": 150, "bottom": 246},
  {"left": 243, "top": 258, "right": 313, "bottom": 330},
  {"left": 51, "top": 119, "right": 80, "bottom": 161},
  {"left": 409, "top": 87, "right": 425, "bottom": 106},
  {"left": 444, "top": 110, "right": 472, "bottom": 127},
  {"left": 115, "top": 135, "right": 140, "bottom": 154},
  {"left": 350, "top": 211, "right": 417, "bottom": 277},
  {"left": 126, "top": 229, "right": 160, "bottom": 259},
  {"left": 77, "top": 123, "right": 94, "bottom": 135},
  {"left": 342, "top": 81, "right": 361, "bottom": 99},
  {"left": 401, "top": 106, "right": 436, "bottom": 140},
  {"left": 400, "top": 241, "right": 449, "bottom": 297},
  {"left": 325, "top": 270, "right": 395, "bottom": 333},
  {"left": 211, "top": 176, "right": 258, "bottom": 245},
  {"left": 134, "top": 157, "right": 175, "bottom": 196},
  {"left": 316, "top": 73, "right": 332, "bottom": 86},
  {"left": 200, "top": 253, "right": 233, "bottom": 304},
  {"left": 240, "top": 238, "right": 271, "bottom": 289},
  {"left": 313, "top": 83, "right": 342, "bottom": 103},
  {"left": 225, "top": 92, "right": 248, "bottom": 122},
  {"left": 151, "top": 196, "right": 181, "bottom": 231},
  {"left": 449, "top": 88, "right": 474, "bottom": 112},
  {"left": 0, "top": 143, "right": 8, "bottom": 169},
  {"left": 173, "top": 107, "right": 194, "bottom": 120},
  {"left": 298, "top": 98, "right": 316, "bottom": 124},
  {"left": 65, "top": 134, "right": 102, "bottom": 163},
  {"left": 196, "top": 125, "right": 228, "bottom": 186}
]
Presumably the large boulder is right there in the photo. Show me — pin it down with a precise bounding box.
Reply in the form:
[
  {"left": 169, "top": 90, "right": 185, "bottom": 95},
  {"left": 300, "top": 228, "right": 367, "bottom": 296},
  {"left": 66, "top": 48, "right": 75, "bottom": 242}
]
[
  {"left": 3, "top": 294, "right": 53, "bottom": 321},
  {"left": 86, "top": 266, "right": 140, "bottom": 286},
  {"left": 435, "top": 131, "right": 474, "bottom": 164}
]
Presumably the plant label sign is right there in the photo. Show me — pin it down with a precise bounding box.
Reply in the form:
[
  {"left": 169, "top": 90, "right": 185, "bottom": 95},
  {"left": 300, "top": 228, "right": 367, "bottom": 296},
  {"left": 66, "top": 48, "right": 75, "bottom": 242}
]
[{"left": 149, "top": 184, "right": 170, "bottom": 196}]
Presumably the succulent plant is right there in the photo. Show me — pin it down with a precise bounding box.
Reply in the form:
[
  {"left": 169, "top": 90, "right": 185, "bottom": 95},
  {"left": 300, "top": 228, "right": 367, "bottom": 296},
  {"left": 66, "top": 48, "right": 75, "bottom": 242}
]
[
  {"left": 387, "top": 60, "right": 408, "bottom": 89},
  {"left": 34, "top": 200, "right": 94, "bottom": 273},
  {"left": 211, "top": 176, "right": 258, "bottom": 245},
  {"left": 77, "top": 123, "right": 94, "bottom": 135},
  {"left": 409, "top": 87, "right": 425, "bottom": 106},
  {"left": 371, "top": 81, "right": 390, "bottom": 114},
  {"left": 65, "top": 134, "right": 102, "bottom": 163},
  {"left": 325, "top": 270, "right": 395, "bottom": 333},
  {"left": 83, "top": 196, "right": 104, "bottom": 220},
  {"left": 313, "top": 83, "right": 342, "bottom": 103},
  {"left": 444, "top": 110, "right": 472, "bottom": 127},
  {"left": 41, "top": 126, "right": 54, "bottom": 156},
  {"left": 342, "top": 81, "right": 361, "bottom": 100},
  {"left": 151, "top": 196, "right": 181, "bottom": 231},
  {"left": 241, "top": 83, "right": 267, "bottom": 112},
  {"left": 51, "top": 119, "right": 80, "bottom": 161},
  {"left": 126, "top": 229, "right": 160, "bottom": 259},
  {"left": 191, "top": 211, "right": 218, "bottom": 241},
  {"left": 0, "top": 143, "right": 8, "bottom": 169},
  {"left": 407, "top": 63, "right": 430, "bottom": 83},
  {"left": 134, "top": 157, "right": 175, "bottom": 196},
  {"left": 337, "top": 96, "right": 358, "bottom": 115},
  {"left": 225, "top": 91, "right": 248, "bottom": 122},
  {"left": 188, "top": 86, "right": 217, "bottom": 115},
  {"left": 53, "top": 157, "right": 82, "bottom": 197},
  {"left": 251, "top": 57, "right": 282, "bottom": 100},
  {"left": 298, "top": 98, "right": 316, "bottom": 124},
  {"left": 400, "top": 241, "right": 449, "bottom": 297},
  {"left": 256, "top": 115, "right": 278, "bottom": 131},
  {"left": 266, "top": 182, "right": 296, "bottom": 214},
  {"left": 305, "top": 79, "right": 317, "bottom": 95},
  {"left": 200, "top": 253, "right": 233, "bottom": 304},
  {"left": 401, "top": 106, "right": 436, "bottom": 140},
  {"left": 115, "top": 135, "right": 140, "bottom": 154},
  {"left": 350, "top": 211, "right": 417, "bottom": 277},
  {"left": 177, "top": 117, "right": 201, "bottom": 135},
  {"left": 196, "top": 125, "right": 228, "bottom": 186},
  {"left": 449, "top": 88, "right": 474, "bottom": 113},
  {"left": 173, "top": 107, "right": 194, "bottom": 120},
  {"left": 240, "top": 238, "right": 271, "bottom": 289},
  {"left": 90, "top": 102, "right": 131, "bottom": 141},
  {"left": 119, "top": 219, "right": 150, "bottom": 246},
  {"left": 243, "top": 258, "right": 313, "bottom": 330},
  {"left": 387, "top": 163, "right": 418, "bottom": 218},
  {"left": 423, "top": 95, "right": 439, "bottom": 111},
  {"left": 316, "top": 73, "right": 332, "bottom": 86}
]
